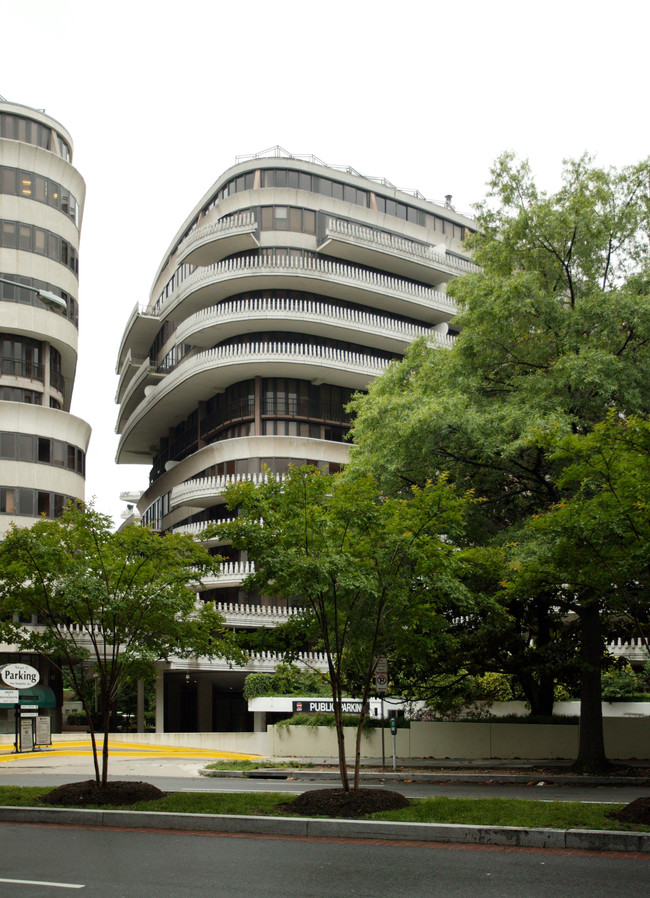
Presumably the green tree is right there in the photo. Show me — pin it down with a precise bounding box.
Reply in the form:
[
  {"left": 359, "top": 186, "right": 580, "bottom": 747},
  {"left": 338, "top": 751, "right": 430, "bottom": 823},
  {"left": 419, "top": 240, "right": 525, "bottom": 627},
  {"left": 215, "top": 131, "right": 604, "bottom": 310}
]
[
  {"left": 0, "top": 504, "right": 242, "bottom": 785},
  {"left": 503, "top": 412, "right": 650, "bottom": 755},
  {"left": 214, "top": 466, "right": 472, "bottom": 791},
  {"left": 348, "top": 153, "right": 650, "bottom": 771}
]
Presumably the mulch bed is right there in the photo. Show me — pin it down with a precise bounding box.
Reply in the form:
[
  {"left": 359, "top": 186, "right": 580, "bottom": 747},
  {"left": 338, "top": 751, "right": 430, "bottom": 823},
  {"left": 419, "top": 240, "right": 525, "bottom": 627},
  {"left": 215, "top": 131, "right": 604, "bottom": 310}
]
[
  {"left": 608, "top": 797, "right": 650, "bottom": 825},
  {"left": 276, "top": 787, "right": 409, "bottom": 818},
  {"left": 41, "top": 780, "right": 165, "bottom": 807}
]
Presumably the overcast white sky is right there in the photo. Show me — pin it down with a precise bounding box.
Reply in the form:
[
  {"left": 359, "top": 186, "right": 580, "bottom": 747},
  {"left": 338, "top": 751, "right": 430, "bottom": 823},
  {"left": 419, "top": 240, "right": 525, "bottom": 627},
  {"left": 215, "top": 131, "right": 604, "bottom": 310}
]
[{"left": 1, "top": 0, "right": 648, "bottom": 525}]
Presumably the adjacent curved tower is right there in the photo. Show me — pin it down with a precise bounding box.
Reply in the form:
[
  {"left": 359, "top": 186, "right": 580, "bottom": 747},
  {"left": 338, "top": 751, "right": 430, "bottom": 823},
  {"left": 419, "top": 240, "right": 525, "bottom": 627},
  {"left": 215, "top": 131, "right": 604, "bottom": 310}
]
[
  {"left": 0, "top": 99, "right": 90, "bottom": 534},
  {"left": 115, "top": 148, "right": 476, "bottom": 731}
]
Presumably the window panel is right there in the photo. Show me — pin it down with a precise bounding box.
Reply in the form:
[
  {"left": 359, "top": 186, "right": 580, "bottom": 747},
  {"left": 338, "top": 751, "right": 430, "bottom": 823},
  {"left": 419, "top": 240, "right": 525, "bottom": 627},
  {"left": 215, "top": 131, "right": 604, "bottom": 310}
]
[
  {"left": 0, "top": 168, "right": 17, "bottom": 194},
  {"left": 34, "top": 228, "right": 46, "bottom": 255},
  {"left": 1, "top": 488, "right": 15, "bottom": 514},
  {"left": 38, "top": 437, "right": 51, "bottom": 464},
  {"left": 17, "top": 488, "right": 34, "bottom": 516},
  {"left": 2, "top": 221, "right": 16, "bottom": 248},
  {"left": 20, "top": 434, "right": 34, "bottom": 460},
  {"left": 0, "top": 433, "right": 15, "bottom": 458},
  {"left": 303, "top": 209, "right": 316, "bottom": 234}
]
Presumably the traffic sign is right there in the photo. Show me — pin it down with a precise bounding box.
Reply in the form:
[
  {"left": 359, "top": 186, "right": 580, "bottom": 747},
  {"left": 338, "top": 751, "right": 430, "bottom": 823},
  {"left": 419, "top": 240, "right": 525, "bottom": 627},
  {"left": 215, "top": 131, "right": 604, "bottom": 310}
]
[{"left": 375, "top": 672, "right": 388, "bottom": 693}]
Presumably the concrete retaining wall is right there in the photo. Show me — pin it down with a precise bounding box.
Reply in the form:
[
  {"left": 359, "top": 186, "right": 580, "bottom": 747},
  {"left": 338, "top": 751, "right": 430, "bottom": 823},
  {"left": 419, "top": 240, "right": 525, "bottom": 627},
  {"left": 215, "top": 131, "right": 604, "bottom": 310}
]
[{"left": 268, "top": 718, "right": 650, "bottom": 760}]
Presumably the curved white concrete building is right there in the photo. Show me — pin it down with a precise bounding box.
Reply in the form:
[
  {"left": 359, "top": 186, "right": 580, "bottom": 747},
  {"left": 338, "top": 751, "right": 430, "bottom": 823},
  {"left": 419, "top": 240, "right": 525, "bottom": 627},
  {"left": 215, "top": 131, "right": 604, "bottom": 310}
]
[
  {"left": 116, "top": 148, "right": 476, "bottom": 731},
  {"left": 0, "top": 99, "right": 90, "bottom": 534}
]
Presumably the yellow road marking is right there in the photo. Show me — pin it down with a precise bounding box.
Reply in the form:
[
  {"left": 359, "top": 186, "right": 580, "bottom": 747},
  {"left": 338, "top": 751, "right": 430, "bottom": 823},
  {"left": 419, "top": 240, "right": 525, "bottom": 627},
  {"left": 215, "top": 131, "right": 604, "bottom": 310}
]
[{"left": 0, "top": 740, "right": 262, "bottom": 763}]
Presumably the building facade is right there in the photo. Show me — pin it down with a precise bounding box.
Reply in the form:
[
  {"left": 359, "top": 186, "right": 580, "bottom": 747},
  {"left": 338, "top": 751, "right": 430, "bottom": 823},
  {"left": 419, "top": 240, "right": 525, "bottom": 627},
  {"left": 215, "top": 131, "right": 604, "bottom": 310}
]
[
  {"left": 115, "top": 149, "right": 477, "bottom": 732},
  {"left": 0, "top": 98, "right": 90, "bottom": 732},
  {"left": 0, "top": 99, "right": 90, "bottom": 534}
]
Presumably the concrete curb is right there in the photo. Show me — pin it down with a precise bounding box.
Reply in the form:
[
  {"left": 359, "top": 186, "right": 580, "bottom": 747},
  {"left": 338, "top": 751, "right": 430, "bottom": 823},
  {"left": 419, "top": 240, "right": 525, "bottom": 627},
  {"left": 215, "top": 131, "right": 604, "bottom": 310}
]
[
  {"left": 199, "top": 767, "right": 650, "bottom": 787},
  {"left": 0, "top": 805, "right": 647, "bottom": 853}
]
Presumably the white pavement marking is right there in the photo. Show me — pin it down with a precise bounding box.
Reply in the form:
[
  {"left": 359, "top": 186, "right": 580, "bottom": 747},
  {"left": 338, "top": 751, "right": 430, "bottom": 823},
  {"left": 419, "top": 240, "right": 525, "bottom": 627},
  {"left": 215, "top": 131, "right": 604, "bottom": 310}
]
[{"left": 0, "top": 878, "right": 85, "bottom": 889}]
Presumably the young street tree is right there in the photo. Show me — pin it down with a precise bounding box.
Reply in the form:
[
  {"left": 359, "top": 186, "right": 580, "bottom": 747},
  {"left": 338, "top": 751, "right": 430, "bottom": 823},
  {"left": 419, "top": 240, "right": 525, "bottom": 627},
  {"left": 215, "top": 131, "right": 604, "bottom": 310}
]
[
  {"left": 214, "top": 466, "right": 472, "bottom": 791},
  {"left": 347, "top": 154, "right": 650, "bottom": 772},
  {"left": 0, "top": 505, "right": 242, "bottom": 785}
]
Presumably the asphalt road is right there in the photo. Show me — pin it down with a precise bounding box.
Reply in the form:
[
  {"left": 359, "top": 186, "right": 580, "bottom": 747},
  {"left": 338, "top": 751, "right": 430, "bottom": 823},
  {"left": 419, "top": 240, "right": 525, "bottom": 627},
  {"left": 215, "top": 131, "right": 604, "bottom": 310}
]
[
  {"left": 0, "top": 767, "right": 648, "bottom": 803},
  {"left": 1, "top": 823, "right": 648, "bottom": 897}
]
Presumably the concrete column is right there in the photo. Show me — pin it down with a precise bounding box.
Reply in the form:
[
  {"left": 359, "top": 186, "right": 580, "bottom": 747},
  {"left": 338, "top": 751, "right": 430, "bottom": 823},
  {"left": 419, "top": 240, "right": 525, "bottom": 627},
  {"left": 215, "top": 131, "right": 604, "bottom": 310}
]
[
  {"left": 155, "top": 670, "right": 165, "bottom": 733},
  {"left": 197, "top": 678, "right": 212, "bottom": 732},
  {"left": 136, "top": 679, "right": 145, "bottom": 733},
  {"left": 253, "top": 711, "right": 267, "bottom": 733}
]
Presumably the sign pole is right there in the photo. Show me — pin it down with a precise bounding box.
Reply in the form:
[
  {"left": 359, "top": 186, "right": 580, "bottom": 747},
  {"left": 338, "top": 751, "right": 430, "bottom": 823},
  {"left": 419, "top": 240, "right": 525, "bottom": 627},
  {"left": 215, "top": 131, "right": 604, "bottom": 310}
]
[{"left": 381, "top": 696, "right": 385, "bottom": 768}]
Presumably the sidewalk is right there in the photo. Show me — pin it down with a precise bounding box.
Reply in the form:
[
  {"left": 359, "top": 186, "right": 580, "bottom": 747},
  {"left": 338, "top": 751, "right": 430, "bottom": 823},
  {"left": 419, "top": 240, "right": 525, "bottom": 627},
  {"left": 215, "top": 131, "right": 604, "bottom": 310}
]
[{"left": 0, "top": 802, "right": 648, "bottom": 854}]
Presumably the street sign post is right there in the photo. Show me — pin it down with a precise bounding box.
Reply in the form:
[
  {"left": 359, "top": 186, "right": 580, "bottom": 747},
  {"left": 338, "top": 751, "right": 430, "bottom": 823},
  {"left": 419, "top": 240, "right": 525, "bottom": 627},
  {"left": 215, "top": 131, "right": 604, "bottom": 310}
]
[{"left": 375, "top": 657, "right": 389, "bottom": 767}]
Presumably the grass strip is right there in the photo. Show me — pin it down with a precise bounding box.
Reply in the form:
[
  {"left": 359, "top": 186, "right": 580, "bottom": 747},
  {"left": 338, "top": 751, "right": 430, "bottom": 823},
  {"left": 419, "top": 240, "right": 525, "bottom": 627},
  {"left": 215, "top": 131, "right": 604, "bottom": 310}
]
[
  {"left": 204, "top": 760, "right": 313, "bottom": 771},
  {"left": 0, "top": 786, "right": 646, "bottom": 832}
]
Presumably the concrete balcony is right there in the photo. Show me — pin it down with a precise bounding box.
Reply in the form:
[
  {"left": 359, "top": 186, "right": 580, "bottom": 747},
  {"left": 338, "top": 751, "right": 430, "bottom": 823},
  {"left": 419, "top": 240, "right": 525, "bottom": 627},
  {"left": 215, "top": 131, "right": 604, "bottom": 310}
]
[
  {"left": 116, "top": 342, "right": 390, "bottom": 462},
  {"left": 173, "top": 296, "right": 453, "bottom": 356},
  {"left": 213, "top": 601, "right": 302, "bottom": 629},
  {"left": 176, "top": 212, "right": 259, "bottom": 267},
  {"left": 319, "top": 217, "right": 479, "bottom": 286},
  {"left": 166, "top": 650, "right": 328, "bottom": 674},
  {"left": 200, "top": 559, "right": 256, "bottom": 588},
  {"left": 116, "top": 348, "right": 150, "bottom": 404},
  {"left": 170, "top": 471, "right": 283, "bottom": 510},
  {"left": 172, "top": 518, "right": 234, "bottom": 545},
  {"left": 115, "top": 356, "right": 166, "bottom": 432},
  {"left": 160, "top": 254, "right": 457, "bottom": 324},
  {"left": 116, "top": 304, "right": 161, "bottom": 373},
  {"left": 607, "top": 638, "right": 649, "bottom": 664}
]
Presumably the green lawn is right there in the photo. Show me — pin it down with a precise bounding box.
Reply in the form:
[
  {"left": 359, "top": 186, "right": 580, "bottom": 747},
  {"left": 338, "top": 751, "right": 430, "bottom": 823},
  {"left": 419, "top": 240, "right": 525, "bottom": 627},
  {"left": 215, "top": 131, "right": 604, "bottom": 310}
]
[{"left": 0, "top": 786, "right": 646, "bottom": 832}]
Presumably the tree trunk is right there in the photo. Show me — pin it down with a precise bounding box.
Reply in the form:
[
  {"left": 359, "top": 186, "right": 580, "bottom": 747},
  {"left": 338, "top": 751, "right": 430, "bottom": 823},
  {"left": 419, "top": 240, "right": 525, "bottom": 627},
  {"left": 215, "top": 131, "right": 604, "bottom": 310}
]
[
  {"left": 352, "top": 698, "right": 369, "bottom": 791},
  {"left": 517, "top": 670, "right": 556, "bottom": 716},
  {"left": 332, "top": 691, "right": 349, "bottom": 791},
  {"left": 101, "top": 705, "right": 111, "bottom": 786},
  {"left": 573, "top": 601, "right": 609, "bottom": 774},
  {"left": 83, "top": 698, "right": 101, "bottom": 786}
]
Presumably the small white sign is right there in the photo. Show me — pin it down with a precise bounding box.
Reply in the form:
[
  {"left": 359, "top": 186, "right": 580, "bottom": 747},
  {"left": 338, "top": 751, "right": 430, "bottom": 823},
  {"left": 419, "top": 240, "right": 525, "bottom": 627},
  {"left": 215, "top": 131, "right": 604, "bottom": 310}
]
[
  {"left": 1, "top": 663, "right": 40, "bottom": 689},
  {"left": 36, "top": 716, "right": 52, "bottom": 746},
  {"left": 20, "top": 718, "right": 34, "bottom": 752},
  {"left": 0, "top": 689, "right": 19, "bottom": 703}
]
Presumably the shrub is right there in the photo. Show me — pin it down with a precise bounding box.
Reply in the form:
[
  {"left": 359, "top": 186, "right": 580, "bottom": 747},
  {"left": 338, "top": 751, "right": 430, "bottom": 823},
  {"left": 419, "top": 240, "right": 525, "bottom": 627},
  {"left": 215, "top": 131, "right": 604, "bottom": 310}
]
[{"left": 243, "top": 664, "right": 330, "bottom": 700}]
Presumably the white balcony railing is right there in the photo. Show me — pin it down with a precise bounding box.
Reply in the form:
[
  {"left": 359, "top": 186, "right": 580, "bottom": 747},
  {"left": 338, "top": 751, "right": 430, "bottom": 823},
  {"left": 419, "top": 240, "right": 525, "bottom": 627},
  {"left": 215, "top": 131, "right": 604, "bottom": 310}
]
[
  {"left": 171, "top": 471, "right": 285, "bottom": 509},
  {"left": 160, "top": 253, "right": 456, "bottom": 318},
  {"left": 172, "top": 518, "right": 234, "bottom": 538},
  {"left": 176, "top": 212, "right": 257, "bottom": 260},
  {"left": 119, "top": 342, "right": 390, "bottom": 441},
  {"left": 325, "top": 217, "right": 480, "bottom": 275},
  {"left": 173, "top": 296, "right": 454, "bottom": 349},
  {"left": 607, "top": 638, "right": 649, "bottom": 663}
]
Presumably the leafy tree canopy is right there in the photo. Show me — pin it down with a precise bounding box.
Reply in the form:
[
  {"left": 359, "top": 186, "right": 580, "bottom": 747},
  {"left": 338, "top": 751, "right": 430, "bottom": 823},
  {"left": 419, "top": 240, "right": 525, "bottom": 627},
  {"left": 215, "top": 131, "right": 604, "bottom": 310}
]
[
  {"left": 0, "top": 504, "right": 243, "bottom": 784},
  {"left": 347, "top": 153, "right": 650, "bottom": 772},
  {"left": 214, "top": 466, "right": 473, "bottom": 790}
]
